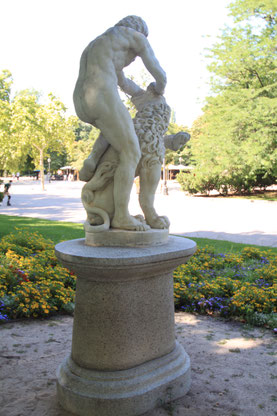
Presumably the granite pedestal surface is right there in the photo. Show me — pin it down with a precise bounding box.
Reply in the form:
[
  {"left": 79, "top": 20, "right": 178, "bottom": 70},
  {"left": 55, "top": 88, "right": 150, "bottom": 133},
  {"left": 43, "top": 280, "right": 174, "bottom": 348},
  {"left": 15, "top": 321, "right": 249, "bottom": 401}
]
[{"left": 55, "top": 236, "right": 196, "bottom": 416}]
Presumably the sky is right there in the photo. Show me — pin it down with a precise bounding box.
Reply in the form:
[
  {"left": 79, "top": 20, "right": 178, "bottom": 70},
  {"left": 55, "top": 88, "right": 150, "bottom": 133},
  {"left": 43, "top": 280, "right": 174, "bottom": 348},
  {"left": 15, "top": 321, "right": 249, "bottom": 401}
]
[{"left": 1, "top": 0, "right": 233, "bottom": 127}]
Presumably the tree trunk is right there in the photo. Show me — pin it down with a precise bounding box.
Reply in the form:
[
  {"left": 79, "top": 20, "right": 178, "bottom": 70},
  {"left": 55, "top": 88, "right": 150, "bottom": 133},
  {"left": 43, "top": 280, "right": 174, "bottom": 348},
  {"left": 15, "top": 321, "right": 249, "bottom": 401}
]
[{"left": 39, "top": 150, "right": 45, "bottom": 191}]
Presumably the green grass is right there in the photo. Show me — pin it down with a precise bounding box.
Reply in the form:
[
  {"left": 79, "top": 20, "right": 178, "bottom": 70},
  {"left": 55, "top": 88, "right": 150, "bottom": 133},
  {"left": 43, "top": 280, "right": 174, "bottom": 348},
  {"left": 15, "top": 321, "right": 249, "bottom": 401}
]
[
  {"left": 228, "top": 192, "right": 277, "bottom": 201},
  {"left": 185, "top": 236, "right": 277, "bottom": 255},
  {"left": 194, "top": 190, "right": 277, "bottom": 201},
  {"left": 1, "top": 214, "right": 276, "bottom": 254},
  {"left": 0, "top": 215, "right": 84, "bottom": 244}
]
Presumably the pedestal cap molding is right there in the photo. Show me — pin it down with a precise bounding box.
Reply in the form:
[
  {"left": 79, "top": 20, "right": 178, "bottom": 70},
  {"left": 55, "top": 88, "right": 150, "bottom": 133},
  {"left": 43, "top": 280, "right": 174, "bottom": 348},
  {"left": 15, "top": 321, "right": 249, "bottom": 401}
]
[{"left": 55, "top": 236, "right": 197, "bottom": 282}]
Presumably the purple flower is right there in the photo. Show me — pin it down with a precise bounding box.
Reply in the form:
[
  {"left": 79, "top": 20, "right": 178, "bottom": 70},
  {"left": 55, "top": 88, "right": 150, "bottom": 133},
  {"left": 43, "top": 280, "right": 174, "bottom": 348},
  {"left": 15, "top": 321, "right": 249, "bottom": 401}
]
[{"left": 0, "top": 312, "right": 8, "bottom": 320}]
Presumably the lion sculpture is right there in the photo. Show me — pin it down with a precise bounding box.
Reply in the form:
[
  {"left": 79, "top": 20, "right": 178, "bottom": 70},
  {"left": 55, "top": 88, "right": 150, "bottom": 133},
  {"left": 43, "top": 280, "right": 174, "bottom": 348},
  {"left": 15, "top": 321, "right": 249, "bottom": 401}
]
[{"left": 81, "top": 83, "right": 190, "bottom": 231}]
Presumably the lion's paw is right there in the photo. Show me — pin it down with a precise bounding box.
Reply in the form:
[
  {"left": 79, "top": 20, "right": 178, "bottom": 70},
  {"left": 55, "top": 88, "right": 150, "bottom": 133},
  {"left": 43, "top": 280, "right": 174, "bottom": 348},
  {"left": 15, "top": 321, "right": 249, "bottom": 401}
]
[{"left": 147, "top": 215, "right": 170, "bottom": 229}]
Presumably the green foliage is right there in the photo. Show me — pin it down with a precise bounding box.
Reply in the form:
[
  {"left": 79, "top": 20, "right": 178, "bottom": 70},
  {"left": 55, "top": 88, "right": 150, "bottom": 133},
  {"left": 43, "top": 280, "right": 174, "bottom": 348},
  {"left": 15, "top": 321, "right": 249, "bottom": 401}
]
[
  {"left": 0, "top": 72, "right": 77, "bottom": 188},
  {"left": 70, "top": 119, "right": 100, "bottom": 171},
  {"left": 0, "top": 69, "right": 12, "bottom": 101},
  {"left": 74, "top": 119, "right": 93, "bottom": 142},
  {"left": 182, "top": 0, "right": 277, "bottom": 194},
  {"left": 45, "top": 150, "right": 68, "bottom": 173},
  {"left": 0, "top": 71, "right": 13, "bottom": 171},
  {"left": 11, "top": 91, "right": 76, "bottom": 188}
]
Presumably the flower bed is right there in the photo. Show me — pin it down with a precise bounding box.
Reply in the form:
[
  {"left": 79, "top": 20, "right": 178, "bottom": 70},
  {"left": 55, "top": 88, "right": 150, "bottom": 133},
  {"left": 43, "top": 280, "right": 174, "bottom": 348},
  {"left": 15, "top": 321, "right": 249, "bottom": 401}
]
[
  {"left": 0, "top": 230, "right": 276, "bottom": 329},
  {"left": 0, "top": 230, "right": 75, "bottom": 320},
  {"left": 174, "top": 246, "right": 277, "bottom": 328}
]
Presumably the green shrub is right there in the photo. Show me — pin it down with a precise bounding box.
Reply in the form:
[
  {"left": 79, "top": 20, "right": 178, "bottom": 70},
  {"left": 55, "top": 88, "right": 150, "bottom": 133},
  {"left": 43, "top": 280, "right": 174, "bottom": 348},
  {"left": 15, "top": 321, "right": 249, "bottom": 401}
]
[{"left": 177, "top": 168, "right": 277, "bottom": 195}]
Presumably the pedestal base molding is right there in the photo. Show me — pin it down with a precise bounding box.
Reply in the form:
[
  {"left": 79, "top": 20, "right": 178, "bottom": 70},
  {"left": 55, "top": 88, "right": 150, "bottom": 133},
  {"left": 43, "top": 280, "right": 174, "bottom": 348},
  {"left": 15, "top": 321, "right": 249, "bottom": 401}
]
[{"left": 57, "top": 342, "right": 190, "bottom": 416}]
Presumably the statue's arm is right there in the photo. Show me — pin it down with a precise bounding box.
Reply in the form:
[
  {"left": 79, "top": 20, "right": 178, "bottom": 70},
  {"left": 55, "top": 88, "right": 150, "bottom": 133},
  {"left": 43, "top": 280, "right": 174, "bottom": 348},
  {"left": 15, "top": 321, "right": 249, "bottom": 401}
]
[
  {"left": 117, "top": 71, "right": 144, "bottom": 96},
  {"left": 134, "top": 36, "right": 167, "bottom": 95}
]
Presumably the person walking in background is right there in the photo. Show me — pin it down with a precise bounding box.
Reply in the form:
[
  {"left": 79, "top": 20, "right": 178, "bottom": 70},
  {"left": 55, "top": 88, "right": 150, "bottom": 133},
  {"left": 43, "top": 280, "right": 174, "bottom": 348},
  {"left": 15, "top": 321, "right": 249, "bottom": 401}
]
[
  {"left": 4, "top": 180, "right": 12, "bottom": 206},
  {"left": 16, "top": 172, "right": 20, "bottom": 180}
]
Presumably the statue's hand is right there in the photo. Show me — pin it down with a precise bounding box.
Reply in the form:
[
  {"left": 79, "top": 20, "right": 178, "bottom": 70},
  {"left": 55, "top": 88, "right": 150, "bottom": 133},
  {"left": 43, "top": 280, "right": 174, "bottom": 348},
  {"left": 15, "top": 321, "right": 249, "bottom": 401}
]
[{"left": 151, "top": 81, "right": 165, "bottom": 96}]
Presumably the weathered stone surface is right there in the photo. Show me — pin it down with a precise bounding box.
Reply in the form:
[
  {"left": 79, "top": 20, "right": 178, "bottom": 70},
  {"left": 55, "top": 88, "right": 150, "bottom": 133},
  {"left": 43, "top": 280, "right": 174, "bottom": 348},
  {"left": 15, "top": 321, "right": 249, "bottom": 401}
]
[
  {"left": 57, "top": 342, "right": 191, "bottom": 416},
  {"left": 55, "top": 236, "right": 196, "bottom": 415},
  {"left": 74, "top": 16, "right": 167, "bottom": 232},
  {"left": 55, "top": 236, "right": 196, "bottom": 275},
  {"left": 84, "top": 222, "right": 169, "bottom": 247}
]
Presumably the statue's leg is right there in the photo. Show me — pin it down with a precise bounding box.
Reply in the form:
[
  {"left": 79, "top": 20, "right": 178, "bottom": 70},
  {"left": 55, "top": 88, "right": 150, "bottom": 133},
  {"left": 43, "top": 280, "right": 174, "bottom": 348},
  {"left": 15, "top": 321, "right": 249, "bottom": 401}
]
[
  {"left": 139, "top": 164, "right": 170, "bottom": 229},
  {"left": 79, "top": 133, "right": 109, "bottom": 182},
  {"left": 95, "top": 100, "right": 150, "bottom": 231}
]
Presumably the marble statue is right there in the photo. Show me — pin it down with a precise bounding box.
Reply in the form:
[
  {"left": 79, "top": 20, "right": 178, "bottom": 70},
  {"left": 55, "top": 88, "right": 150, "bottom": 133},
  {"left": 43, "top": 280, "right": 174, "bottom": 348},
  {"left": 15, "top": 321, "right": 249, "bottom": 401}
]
[
  {"left": 56, "top": 17, "right": 195, "bottom": 414},
  {"left": 74, "top": 15, "right": 167, "bottom": 231},
  {"left": 74, "top": 15, "right": 190, "bottom": 232},
  {"left": 81, "top": 83, "right": 190, "bottom": 231}
]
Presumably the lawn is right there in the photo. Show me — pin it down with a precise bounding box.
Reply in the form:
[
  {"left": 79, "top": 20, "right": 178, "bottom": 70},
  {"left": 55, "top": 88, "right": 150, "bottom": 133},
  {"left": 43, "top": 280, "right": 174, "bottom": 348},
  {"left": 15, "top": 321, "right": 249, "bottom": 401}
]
[
  {"left": 1, "top": 214, "right": 276, "bottom": 254},
  {"left": 0, "top": 215, "right": 276, "bottom": 330},
  {"left": 192, "top": 189, "right": 277, "bottom": 201},
  {"left": 0, "top": 214, "right": 84, "bottom": 243}
]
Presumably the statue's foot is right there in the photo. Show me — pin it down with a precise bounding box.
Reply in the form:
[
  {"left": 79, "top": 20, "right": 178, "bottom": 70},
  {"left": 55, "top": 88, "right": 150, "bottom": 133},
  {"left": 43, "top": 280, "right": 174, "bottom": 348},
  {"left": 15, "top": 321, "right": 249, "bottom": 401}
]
[
  {"left": 79, "top": 158, "right": 97, "bottom": 182},
  {"left": 146, "top": 215, "right": 170, "bottom": 229},
  {"left": 134, "top": 214, "right": 147, "bottom": 224},
  {"left": 111, "top": 215, "right": 150, "bottom": 231}
]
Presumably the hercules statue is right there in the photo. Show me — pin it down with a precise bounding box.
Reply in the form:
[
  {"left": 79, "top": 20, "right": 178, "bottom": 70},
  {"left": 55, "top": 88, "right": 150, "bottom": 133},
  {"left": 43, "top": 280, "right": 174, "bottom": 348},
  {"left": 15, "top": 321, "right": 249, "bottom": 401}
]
[{"left": 73, "top": 15, "right": 167, "bottom": 231}]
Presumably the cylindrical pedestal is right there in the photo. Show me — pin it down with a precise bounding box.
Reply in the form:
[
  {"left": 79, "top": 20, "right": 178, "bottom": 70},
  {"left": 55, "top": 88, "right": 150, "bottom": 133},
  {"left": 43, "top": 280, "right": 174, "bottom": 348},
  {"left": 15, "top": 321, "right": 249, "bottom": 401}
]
[{"left": 55, "top": 236, "right": 196, "bottom": 416}]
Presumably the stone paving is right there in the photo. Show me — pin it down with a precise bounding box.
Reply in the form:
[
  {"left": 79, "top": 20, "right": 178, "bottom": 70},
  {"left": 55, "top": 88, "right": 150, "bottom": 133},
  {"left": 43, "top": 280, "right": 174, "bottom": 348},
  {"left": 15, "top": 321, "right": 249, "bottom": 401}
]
[{"left": 0, "top": 177, "right": 276, "bottom": 247}]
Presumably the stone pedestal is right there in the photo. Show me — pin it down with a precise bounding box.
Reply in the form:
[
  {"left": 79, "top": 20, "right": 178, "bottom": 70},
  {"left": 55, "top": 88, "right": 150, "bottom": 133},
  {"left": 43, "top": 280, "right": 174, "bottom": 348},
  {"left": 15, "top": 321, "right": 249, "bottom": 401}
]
[{"left": 55, "top": 236, "right": 196, "bottom": 416}]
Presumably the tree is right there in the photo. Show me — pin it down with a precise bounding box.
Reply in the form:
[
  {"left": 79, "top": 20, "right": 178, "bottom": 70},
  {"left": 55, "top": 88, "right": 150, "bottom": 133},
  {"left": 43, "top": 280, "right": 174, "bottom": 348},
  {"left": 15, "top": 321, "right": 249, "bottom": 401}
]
[
  {"left": 179, "top": 0, "right": 277, "bottom": 194},
  {"left": 8, "top": 89, "right": 75, "bottom": 189},
  {"left": 70, "top": 119, "right": 100, "bottom": 173},
  {"left": 0, "top": 72, "right": 77, "bottom": 184},
  {"left": 0, "top": 70, "right": 13, "bottom": 174}
]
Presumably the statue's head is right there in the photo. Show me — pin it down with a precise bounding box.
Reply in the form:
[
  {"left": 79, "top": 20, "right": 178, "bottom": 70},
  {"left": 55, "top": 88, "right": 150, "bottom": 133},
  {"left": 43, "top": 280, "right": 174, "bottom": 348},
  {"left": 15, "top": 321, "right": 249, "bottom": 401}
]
[{"left": 115, "top": 15, "right": 149, "bottom": 37}]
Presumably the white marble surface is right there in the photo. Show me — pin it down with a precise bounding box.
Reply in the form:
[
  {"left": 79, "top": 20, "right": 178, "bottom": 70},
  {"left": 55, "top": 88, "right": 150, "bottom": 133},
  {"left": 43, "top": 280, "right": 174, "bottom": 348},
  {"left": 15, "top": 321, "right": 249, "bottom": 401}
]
[{"left": 74, "top": 16, "right": 167, "bottom": 231}]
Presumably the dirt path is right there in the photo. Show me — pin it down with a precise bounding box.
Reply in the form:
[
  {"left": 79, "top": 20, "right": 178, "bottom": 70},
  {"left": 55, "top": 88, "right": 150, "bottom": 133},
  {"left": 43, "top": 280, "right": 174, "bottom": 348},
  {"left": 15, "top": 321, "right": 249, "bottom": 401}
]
[{"left": 0, "top": 313, "right": 276, "bottom": 416}]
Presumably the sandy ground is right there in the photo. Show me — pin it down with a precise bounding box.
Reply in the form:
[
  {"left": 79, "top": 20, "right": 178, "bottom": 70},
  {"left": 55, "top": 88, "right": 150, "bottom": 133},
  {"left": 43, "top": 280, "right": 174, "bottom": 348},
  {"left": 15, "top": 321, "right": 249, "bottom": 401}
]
[
  {"left": 0, "top": 313, "right": 276, "bottom": 416},
  {"left": 1, "top": 179, "right": 277, "bottom": 415}
]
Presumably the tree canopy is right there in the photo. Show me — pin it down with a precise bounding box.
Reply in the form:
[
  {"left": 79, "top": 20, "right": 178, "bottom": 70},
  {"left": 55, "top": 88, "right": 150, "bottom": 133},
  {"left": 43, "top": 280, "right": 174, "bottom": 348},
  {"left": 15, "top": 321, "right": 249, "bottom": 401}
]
[
  {"left": 0, "top": 71, "right": 76, "bottom": 189},
  {"left": 178, "top": 0, "right": 277, "bottom": 194}
]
